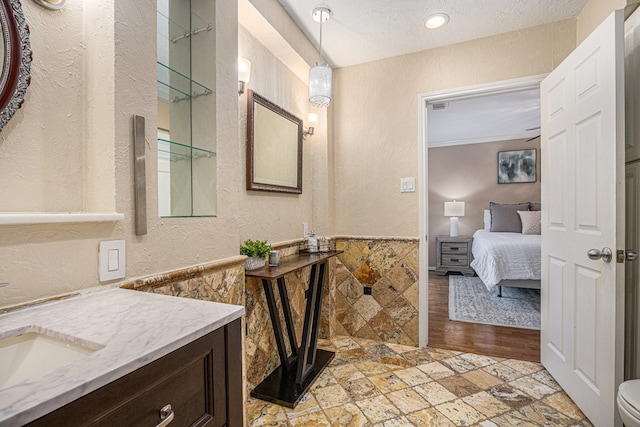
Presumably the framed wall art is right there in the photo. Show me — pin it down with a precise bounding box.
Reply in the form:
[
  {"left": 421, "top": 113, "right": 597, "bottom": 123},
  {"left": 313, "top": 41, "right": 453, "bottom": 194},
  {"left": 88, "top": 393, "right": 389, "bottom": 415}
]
[{"left": 498, "top": 149, "right": 536, "bottom": 184}]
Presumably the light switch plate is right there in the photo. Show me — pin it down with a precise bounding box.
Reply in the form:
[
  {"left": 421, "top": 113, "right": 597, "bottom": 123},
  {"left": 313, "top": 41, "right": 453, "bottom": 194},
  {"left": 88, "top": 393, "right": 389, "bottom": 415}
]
[
  {"left": 400, "top": 177, "right": 415, "bottom": 193},
  {"left": 99, "top": 240, "right": 125, "bottom": 282}
]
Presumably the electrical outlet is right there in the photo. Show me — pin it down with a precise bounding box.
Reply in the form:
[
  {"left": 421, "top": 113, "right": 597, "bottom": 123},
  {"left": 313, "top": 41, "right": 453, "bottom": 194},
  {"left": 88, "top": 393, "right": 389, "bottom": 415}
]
[
  {"left": 364, "top": 286, "right": 372, "bottom": 295},
  {"left": 303, "top": 223, "right": 309, "bottom": 237}
]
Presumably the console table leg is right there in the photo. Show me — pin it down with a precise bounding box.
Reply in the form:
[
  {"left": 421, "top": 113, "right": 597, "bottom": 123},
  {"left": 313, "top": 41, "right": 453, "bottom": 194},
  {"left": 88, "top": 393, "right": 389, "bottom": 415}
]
[
  {"left": 277, "top": 277, "right": 298, "bottom": 359},
  {"left": 296, "top": 262, "right": 326, "bottom": 385},
  {"left": 262, "top": 279, "right": 294, "bottom": 370},
  {"left": 307, "top": 262, "right": 326, "bottom": 368}
]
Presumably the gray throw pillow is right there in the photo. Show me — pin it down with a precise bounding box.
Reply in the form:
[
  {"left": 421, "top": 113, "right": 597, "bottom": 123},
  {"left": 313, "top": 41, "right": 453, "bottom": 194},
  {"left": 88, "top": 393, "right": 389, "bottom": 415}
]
[
  {"left": 529, "top": 202, "right": 541, "bottom": 211},
  {"left": 490, "top": 202, "right": 529, "bottom": 232}
]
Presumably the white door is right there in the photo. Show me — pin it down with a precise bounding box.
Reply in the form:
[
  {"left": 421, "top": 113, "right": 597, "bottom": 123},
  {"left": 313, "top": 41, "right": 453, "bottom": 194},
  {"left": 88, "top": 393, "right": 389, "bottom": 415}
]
[{"left": 541, "top": 10, "right": 625, "bottom": 427}]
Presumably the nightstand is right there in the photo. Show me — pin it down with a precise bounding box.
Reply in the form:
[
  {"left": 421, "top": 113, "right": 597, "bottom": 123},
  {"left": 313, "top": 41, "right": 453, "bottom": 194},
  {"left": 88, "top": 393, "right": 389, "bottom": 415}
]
[{"left": 435, "top": 236, "right": 475, "bottom": 276}]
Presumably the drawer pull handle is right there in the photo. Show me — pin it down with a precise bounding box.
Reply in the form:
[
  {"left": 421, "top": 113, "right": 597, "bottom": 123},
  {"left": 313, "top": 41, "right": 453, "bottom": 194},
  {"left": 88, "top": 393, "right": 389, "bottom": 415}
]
[
  {"left": 450, "top": 248, "right": 459, "bottom": 251},
  {"left": 156, "top": 404, "right": 175, "bottom": 427},
  {"left": 451, "top": 259, "right": 459, "bottom": 262}
]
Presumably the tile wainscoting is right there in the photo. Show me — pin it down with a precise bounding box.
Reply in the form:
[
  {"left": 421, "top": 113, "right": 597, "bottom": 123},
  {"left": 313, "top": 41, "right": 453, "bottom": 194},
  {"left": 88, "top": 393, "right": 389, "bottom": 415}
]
[
  {"left": 121, "top": 239, "right": 336, "bottom": 391},
  {"left": 334, "top": 237, "right": 420, "bottom": 346},
  {"left": 122, "top": 237, "right": 418, "bottom": 389},
  {"left": 121, "top": 256, "right": 246, "bottom": 305}
]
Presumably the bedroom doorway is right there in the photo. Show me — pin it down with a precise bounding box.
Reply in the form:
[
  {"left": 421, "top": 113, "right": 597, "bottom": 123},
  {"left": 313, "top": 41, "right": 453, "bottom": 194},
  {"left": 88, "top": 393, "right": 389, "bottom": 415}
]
[{"left": 417, "top": 75, "right": 546, "bottom": 357}]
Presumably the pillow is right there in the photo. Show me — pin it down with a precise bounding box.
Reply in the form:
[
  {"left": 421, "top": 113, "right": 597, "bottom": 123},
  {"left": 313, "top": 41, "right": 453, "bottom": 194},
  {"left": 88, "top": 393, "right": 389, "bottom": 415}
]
[
  {"left": 483, "top": 209, "right": 491, "bottom": 230},
  {"left": 529, "top": 202, "right": 541, "bottom": 211},
  {"left": 490, "top": 202, "right": 529, "bottom": 233},
  {"left": 518, "top": 210, "right": 541, "bottom": 235}
]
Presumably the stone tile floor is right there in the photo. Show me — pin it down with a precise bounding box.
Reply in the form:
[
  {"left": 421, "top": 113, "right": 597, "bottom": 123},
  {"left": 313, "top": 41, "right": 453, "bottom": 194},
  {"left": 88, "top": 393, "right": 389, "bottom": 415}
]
[{"left": 247, "top": 336, "right": 593, "bottom": 426}]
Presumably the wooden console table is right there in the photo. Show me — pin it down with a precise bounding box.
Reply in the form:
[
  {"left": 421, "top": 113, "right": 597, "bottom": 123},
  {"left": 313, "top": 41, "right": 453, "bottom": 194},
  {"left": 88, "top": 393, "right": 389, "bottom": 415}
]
[{"left": 246, "top": 250, "right": 342, "bottom": 408}]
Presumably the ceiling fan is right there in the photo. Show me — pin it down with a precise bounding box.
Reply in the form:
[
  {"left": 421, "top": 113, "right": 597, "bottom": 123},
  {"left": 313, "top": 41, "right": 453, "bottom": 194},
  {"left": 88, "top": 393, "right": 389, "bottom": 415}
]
[{"left": 525, "top": 126, "right": 540, "bottom": 142}]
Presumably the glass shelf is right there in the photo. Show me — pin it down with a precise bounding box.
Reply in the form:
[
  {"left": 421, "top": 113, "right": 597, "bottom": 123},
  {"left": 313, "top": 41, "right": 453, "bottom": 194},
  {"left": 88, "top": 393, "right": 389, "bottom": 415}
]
[
  {"left": 157, "top": 9, "right": 212, "bottom": 47},
  {"left": 157, "top": 62, "right": 212, "bottom": 103},
  {"left": 158, "top": 138, "right": 216, "bottom": 162},
  {"left": 157, "top": 0, "right": 216, "bottom": 218}
]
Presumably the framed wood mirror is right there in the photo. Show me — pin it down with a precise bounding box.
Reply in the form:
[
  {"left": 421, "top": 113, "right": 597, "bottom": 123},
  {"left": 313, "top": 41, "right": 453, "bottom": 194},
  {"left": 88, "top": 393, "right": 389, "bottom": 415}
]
[
  {"left": 0, "top": 0, "right": 31, "bottom": 130},
  {"left": 246, "top": 90, "right": 303, "bottom": 194}
]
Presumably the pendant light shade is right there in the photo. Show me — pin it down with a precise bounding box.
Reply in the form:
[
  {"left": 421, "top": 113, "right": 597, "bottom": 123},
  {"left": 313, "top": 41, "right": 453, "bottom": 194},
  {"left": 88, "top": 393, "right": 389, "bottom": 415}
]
[
  {"left": 309, "top": 6, "right": 332, "bottom": 108},
  {"left": 309, "top": 61, "right": 332, "bottom": 108}
]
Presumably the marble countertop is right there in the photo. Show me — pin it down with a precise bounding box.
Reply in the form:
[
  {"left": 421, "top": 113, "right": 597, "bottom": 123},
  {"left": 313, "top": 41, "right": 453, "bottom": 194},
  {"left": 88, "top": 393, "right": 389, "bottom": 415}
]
[{"left": 0, "top": 288, "right": 245, "bottom": 426}]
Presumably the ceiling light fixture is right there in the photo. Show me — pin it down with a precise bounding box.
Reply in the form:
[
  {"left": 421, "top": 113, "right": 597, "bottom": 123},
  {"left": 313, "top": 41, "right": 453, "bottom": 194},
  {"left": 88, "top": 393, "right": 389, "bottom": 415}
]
[
  {"left": 308, "top": 6, "right": 333, "bottom": 108},
  {"left": 425, "top": 13, "right": 450, "bottom": 29}
]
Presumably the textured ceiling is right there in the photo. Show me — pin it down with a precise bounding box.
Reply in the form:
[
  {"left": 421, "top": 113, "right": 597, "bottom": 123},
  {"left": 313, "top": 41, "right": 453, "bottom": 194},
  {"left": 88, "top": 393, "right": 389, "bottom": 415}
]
[
  {"left": 277, "top": 0, "right": 589, "bottom": 68},
  {"left": 427, "top": 88, "right": 541, "bottom": 147}
]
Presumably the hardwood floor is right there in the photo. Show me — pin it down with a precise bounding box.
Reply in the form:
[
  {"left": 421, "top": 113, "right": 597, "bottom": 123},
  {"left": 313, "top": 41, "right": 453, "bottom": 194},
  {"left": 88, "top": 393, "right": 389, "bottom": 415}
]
[{"left": 428, "top": 272, "right": 541, "bottom": 362}]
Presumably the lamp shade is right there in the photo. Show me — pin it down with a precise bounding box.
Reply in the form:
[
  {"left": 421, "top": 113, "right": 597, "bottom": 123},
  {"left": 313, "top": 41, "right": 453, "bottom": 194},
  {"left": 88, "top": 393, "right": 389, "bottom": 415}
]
[
  {"left": 309, "top": 62, "right": 332, "bottom": 108},
  {"left": 444, "top": 201, "right": 465, "bottom": 217}
]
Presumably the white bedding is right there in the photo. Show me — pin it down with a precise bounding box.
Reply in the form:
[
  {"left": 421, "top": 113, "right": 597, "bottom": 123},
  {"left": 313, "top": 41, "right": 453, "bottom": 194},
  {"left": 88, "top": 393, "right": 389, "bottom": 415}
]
[{"left": 470, "top": 229, "right": 541, "bottom": 291}]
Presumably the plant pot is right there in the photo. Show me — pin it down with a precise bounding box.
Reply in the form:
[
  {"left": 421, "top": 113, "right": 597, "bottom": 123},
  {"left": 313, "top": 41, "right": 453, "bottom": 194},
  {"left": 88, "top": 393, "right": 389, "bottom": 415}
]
[{"left": 245, "top": 256, "right": 266, "bottom": 271}]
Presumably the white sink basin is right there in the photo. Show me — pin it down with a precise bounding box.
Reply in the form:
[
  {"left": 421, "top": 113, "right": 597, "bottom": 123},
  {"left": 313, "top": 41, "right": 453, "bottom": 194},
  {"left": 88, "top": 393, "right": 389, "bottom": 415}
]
[{"left": 0, "top": 328, "right": 102, "bottom": 390}]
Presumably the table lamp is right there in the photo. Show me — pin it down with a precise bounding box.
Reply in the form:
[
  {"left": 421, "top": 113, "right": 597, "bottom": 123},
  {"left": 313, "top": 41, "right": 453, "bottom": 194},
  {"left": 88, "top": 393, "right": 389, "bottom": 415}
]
[{"left": 444, "top": 201, "right": 465, "bottom": 237}]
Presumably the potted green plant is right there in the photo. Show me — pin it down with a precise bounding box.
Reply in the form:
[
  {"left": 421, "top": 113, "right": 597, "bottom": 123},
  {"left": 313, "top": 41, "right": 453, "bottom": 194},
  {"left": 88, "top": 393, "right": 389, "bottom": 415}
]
[{"left": 240, "top": 239, "right": 272, "bottom": 270}]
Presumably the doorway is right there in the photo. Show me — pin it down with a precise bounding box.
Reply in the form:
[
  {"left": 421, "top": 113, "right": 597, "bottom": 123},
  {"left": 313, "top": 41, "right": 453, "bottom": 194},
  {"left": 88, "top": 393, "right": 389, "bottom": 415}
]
[{"left": 417, "top": 75, "right": 546, "bottom": 356}]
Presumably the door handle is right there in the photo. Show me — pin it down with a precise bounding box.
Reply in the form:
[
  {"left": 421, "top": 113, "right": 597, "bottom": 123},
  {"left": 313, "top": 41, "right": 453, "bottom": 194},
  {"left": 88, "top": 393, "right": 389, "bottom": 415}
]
[
  {"left": 587, "top": 247, "right": 612, "bottom": 263},
  {"left": 627, "top": 250, "right": 638, "bottom": 261}
]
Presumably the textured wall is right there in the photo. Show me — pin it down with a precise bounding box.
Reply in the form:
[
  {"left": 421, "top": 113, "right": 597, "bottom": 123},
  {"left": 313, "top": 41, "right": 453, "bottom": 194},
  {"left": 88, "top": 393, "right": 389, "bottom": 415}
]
[
  {"left": 427, "top": 139, "right": 542, "bottom": 266},
  {"left": 576, "top": 0, "right": 628, "bottom": 43},
  {"left": 332, "top": 19, "right": 576, "bottom": 237},
  {"left": 0, "top": 0, "right": 330, "bottom": 308},
  {"left": 238, "top": 25, "right": 329, "bottom": 240},
  {"left": 0, "top": 1, "right": 86, "bottom": 212},
  {"left": 334, "top": 238, "right": 419, "bottom": 346}
]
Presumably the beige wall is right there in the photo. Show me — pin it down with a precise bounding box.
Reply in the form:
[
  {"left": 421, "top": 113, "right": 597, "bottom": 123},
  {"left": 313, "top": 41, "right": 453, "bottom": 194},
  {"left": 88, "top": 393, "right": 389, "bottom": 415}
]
[
  {"left": 0, "top": 1, "right": 88, "bottom": 212},
  {"left": 332, "top": 19, "right": 576, "bottom": 238},
  {"left": 238, "top": 25, "right": 329, "bottom": 240},
  {"left": 0, "top": 0, "right": 329, "bottom": 308},
  {"left": 427, "top": 139, "right": 541, "bottom": 266},
  {"left": 0, "top": 5, "right": 578, "bottom": 308},
  {"left": 577, "top": 0, "right": 630, "bottom": 43}
]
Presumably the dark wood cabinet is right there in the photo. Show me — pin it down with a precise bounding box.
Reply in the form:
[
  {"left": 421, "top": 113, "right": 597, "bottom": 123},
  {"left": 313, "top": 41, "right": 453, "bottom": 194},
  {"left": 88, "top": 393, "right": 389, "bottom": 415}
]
[{"left": 28, "top": 319, "right": 243, "bottom": 427}]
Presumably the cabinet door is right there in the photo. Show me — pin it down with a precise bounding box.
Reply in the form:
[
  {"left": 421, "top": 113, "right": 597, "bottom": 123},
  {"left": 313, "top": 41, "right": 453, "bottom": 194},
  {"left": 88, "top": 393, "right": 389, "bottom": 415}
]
[
  {"left": 28, "top": 327, "right": 228, "bottom": 427},
  {"left": 95, "top": 326, "right": 226, "bottom": 427}
]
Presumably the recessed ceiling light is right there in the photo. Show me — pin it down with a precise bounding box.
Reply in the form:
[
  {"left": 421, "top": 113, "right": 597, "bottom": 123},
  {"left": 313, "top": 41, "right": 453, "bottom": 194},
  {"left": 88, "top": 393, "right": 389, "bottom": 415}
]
[{"left": 425, "top": 13, "right": 450, "bottom": 29}]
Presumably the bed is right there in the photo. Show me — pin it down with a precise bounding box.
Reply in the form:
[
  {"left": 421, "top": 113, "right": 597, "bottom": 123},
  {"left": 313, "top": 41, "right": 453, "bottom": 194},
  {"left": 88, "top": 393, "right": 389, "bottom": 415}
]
[{"left": 470, "top": 229, "right": 541, "bottom": 295}]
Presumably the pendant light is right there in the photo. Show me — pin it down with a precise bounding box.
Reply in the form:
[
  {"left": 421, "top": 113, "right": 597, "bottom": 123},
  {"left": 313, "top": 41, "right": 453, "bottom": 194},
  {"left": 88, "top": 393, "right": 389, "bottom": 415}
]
[{"left": 309, "top": 6, "right": 332, "bottom": 108}]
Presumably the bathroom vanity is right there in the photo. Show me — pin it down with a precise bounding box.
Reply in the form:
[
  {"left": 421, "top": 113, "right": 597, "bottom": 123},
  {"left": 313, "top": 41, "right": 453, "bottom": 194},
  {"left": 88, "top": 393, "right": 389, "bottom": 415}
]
[{"left": 0, "top": 288, "right": 245, "bottom": 426}]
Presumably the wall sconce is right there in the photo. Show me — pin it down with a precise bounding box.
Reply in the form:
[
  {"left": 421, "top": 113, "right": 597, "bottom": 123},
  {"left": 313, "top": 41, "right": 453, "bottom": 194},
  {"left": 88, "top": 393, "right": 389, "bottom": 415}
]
[
  {"left": 444, "top": 200, "right": 465, "bottom": 237},
  {"left": 238, "top": 57, "right": 251, "bottom": 95},
  {"left": 303, "top": 113, "right": 318, "bottom": 138},
  {"left": 33, "top": 0, "right": 65, "bottom": 10}
]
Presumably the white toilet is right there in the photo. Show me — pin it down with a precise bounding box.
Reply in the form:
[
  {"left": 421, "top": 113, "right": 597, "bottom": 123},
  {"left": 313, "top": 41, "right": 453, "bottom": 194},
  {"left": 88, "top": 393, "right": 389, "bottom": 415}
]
[{"left": 618, "top": 380, "right": 640, "bottom": 427}]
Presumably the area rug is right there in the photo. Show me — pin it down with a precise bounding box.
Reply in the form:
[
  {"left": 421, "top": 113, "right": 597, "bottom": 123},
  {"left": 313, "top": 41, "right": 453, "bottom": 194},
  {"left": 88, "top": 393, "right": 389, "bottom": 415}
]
[{"left": 448, "top": 275, "right": 540, "bottom": 330}]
